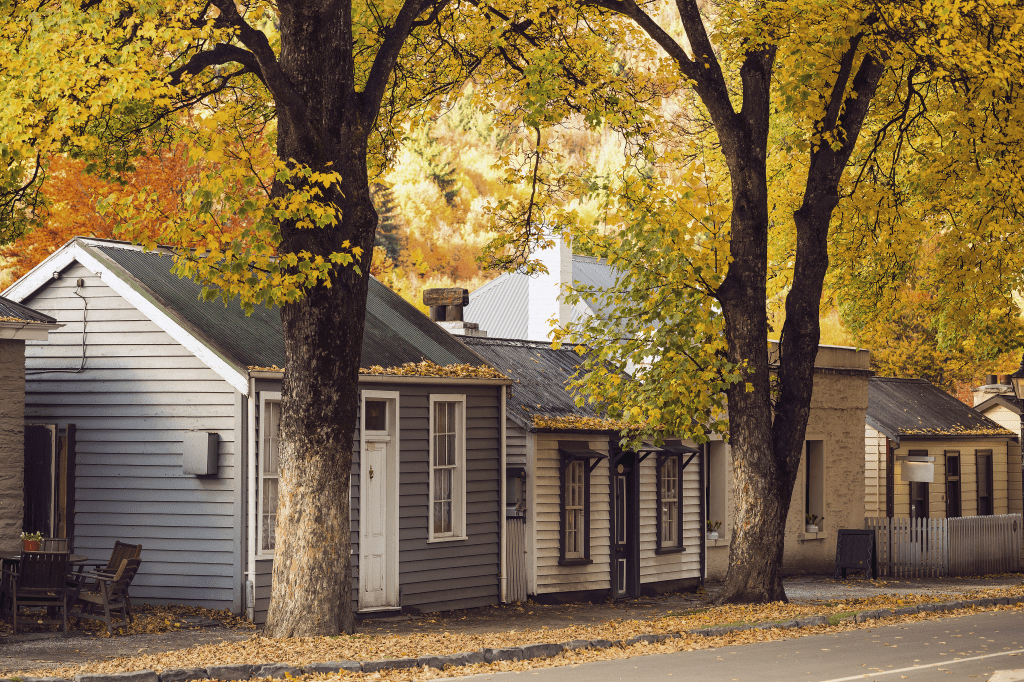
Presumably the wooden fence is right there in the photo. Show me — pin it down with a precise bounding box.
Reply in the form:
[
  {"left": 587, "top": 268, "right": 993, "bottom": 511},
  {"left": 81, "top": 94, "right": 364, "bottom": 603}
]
[
  {"left": 948, "top": 515, "right": 1021, "bottom": 576},
  {"left": 505, "top": 516, "right": 528, "bottom": 603},
  {"left": 866, "top": 514, "right": 1021, "bottom": 578}
]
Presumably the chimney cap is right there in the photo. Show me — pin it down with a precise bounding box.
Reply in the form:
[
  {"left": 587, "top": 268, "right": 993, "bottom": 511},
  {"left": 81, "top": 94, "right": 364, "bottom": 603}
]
[{"left": 423, "top": 288, "right": 469, "bottom": 307}]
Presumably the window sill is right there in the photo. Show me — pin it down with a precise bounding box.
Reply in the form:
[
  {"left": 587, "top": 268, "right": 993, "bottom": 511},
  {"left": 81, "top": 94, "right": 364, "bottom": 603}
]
[
  {"left": 706, "top": 536, "right": 730, "bottom": 548},
  {"left": 426, "top": 535, "right": 468, "bottom": 544},
  {"left": 558, "top": 558, "right": 593, "bottom": 566},
  {"left": 655, "top": 546, "right": 687, "bottom": 555},
  {"left": 798, "top": 531, "right": 826, "bottom": 541}
]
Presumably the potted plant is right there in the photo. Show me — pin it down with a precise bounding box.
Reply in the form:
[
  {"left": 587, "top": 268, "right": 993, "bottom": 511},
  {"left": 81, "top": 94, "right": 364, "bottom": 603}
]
[
  {"left": 805, "top": 514, "right": 823, "bottom": 533},
  {"left": 706, "top": 520, "right": 722, "bottom": 540},
  {"left": 21, "top": 531, "right": 43, "bottom": 551}
]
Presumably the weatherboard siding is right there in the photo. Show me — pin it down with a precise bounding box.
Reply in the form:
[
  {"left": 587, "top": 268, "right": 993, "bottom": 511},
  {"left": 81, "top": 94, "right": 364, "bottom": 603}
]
[
  {"left": 534, "top": 432, "right": 611, "bottom": 594},
  {"left": 22, "top": 263, "right": 239, "bottom": 610},
  {"left": 638, "top": 454, "right": 701, "bottom": 585},
  {"left": 864, "top": 425, "right": 887, "bottom": 517},
  {"left": 251, "top": 381, "right": 501, "bottom": 623},
  {"left": 888, "top": 440, "right": 1011, "bottom": 518}
]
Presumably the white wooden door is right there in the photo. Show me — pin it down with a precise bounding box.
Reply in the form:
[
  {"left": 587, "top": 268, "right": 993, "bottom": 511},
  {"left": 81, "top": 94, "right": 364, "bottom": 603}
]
[{"left": 360, "top": 439, "right": 393, "bottom": 609}]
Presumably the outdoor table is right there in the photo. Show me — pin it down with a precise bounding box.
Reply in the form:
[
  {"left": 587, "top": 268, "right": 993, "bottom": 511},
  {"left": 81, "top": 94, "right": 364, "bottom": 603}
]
[{"left": 0, "top": 551, "right": 87, "bottom": 564}]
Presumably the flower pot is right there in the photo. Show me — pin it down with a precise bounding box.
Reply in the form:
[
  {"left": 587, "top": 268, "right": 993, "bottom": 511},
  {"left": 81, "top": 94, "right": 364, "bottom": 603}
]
[
  {"left": 706, "top": 532, "right": 719, "bottom": 541},
  {"left": 805, "top": 525, "right": 819, "bottom": 534},
  {"left": 23, "top": 539, "right": 40, "bottom": 551}
]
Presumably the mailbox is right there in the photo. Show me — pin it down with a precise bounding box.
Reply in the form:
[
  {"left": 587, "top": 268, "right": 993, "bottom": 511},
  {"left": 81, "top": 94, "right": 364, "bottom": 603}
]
[{"left": 183, "top": 431, "right": 219, "bottom": 476}]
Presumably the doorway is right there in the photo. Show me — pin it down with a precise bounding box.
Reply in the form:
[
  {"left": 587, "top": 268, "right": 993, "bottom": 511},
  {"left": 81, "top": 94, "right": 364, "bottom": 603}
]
[
  {"left": 358, "top": 392, "right": 399, "bottom": 611},
  {"left": 24, "top": 423, "right": 75, "bottom": 546},
  {"left": 610, "top": 450, "right": 639, "bottom": 599}
]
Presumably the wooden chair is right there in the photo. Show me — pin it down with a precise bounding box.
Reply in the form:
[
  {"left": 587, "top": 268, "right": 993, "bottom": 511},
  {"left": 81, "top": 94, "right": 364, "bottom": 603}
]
[
  {"left": 69, "top": 558, "right": 141, "bottom": 636},
  {"left": 1, "top": 551, "right": 71, "bottom": 635},
  {"left": 71, "top": 541, "right": 142, "bottom": 612},
  {"left": 41, "top": 538, "right": 68, "bottom": 551},
  {"left": 76, "top": 541, "right": 141, "bottom": 576}
]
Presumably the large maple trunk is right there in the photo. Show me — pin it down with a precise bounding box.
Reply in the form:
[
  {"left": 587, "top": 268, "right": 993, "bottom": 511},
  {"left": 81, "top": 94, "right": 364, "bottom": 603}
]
[{"left": 263, "top": 0, "right": 378, "bottom": 637}]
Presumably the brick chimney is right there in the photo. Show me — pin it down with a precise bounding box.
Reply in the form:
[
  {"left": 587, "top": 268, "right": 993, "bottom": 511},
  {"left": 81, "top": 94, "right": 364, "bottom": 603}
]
[
  {"left": 423, "top": 288, "right": 487, "bottom": 337},
  {"left": 971, "top": 373, "right": 1013, "bottom": 407}
]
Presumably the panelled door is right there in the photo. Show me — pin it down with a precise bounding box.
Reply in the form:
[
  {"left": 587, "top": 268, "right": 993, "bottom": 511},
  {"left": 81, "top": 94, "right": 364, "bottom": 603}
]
[
  {"left": 359, "top": 392, "right": 399, "bottom": 611},
  {"left": 611, "top": 452, "right": 640, "bottom": 599}
]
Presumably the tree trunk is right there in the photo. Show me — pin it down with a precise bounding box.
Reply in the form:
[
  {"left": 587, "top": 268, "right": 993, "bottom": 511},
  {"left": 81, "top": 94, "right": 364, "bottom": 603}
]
[{"left": 263, "top": 0, "right": 378, "bottom": 637}]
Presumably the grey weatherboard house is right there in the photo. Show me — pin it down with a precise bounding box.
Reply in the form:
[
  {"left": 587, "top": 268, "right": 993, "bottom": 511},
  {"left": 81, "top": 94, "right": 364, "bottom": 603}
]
[{"left": 3, "top": 237, "right": 510, "bottom": 623}]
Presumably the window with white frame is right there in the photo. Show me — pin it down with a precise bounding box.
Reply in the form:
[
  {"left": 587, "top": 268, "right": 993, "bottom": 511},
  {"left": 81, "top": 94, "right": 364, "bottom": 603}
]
[
  {"left": 429, "top": 395, "right": 466, "bottom": 540},
  {"left": 564, "top": 459, "right": 586, "bottom": 558},
  {"left": 259, "top": 393, "right": 282, "bottom": 554}
]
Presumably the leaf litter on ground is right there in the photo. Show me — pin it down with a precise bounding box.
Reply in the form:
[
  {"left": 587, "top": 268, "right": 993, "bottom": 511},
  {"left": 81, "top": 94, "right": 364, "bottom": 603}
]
[{"left": 9, "top": 581, "right": 1024, "bottom": 681}]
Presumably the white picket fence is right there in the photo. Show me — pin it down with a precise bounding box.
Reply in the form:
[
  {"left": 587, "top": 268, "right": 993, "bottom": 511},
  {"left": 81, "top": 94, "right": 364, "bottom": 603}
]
[{"left": 866, "top": 514, "right": 1021, "bottom": 578}]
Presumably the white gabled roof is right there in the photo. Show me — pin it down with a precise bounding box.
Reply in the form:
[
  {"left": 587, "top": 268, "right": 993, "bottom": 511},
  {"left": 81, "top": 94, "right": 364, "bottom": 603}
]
[{"left": 3, "top": 238, "right": 251, "bottom": 395}]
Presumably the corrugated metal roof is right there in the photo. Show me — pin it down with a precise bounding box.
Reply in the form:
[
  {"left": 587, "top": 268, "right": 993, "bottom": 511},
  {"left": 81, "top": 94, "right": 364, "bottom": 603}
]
[
  {"left": 867, "top": 377, "right": 1014, "bottom": 443},
  {"left": 465, "top": 256, "right": 618, "bottom": 339},
  {"left": 461, "top": 336, "right": 600, "bottom": 428},
  {"left": 465, "top": 273, "right": 527, "bottom": 339},
  {"left": 94, "top": 244, "right": 486, "bottom": 371},
  {"left": 0, "top": 294, "right": 56, "bottom": 324}
]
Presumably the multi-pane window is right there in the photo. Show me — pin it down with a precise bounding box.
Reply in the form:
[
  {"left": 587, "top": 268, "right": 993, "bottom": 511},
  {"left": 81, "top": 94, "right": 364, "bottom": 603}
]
[
  {"left": 429, "top": 396, "right": 465, "bottom": 540},
  {"left": 978, "top": 450, "right": 994, "bottom": 516},
  {"left": 945, "top": 452, "right": 961, "bottom": 518},
  {"left": 260, "top": 397, "right": 281, "bottom": 553},
  {"left": 660, "top": 456, "right": 679, "bottom": 549},
  {"left": 564, "top": 460, "right": 585, "bottom": 558}
]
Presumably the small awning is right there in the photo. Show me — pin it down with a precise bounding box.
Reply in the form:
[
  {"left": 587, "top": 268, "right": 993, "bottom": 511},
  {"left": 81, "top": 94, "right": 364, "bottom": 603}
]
[
  {"left": 630, "top": 442, "right": 699, "bottom": 464},
  {"left": 559, "top": 448, "right": 609, "bottom": 474}
]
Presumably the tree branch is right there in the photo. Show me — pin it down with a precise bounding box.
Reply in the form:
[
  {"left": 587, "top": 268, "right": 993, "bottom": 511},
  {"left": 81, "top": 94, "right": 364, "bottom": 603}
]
[
  {"left": 210, "top": 0, "right": 312, "bottom": 141},
  {"left": 169, "top": 43, "right": 266, "bottom": 86},
  {"left": 361, "top": 0, "right": 446, "bottom": 124}
]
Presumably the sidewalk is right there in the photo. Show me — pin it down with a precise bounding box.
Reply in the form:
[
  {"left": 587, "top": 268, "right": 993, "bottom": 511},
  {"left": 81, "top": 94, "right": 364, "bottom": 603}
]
[{"left": 1, "top": 574, "right": 1022, "bottom": 677}]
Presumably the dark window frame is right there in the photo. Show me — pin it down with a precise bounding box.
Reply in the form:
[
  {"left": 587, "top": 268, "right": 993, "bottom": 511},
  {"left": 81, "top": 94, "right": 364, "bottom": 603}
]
[
  {"left": 558, "top": 449, "right": 605, "bottom": 566},
  {"left": 945, "top": 451, "right": 961, "bottom": 518},
  {"left": 655, "top": 453, "right": 686, "bottom": 554},
  {"left": 977, "top": 449, "right": 994, "bottom": 516}
]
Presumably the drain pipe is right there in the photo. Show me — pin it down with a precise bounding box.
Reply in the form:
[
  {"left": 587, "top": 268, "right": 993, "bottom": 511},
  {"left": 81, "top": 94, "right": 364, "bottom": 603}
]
[{"left": 500, "top": 384, "right": 508, "bottom": 603}]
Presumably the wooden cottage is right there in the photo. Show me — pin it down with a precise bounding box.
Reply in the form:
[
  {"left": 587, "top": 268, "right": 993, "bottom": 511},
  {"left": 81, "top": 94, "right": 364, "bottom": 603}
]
[
  {"left": 865, "top": 377, "right": 1022, "bottom": 519},
  {"left": 461, "top": 337, "right": 703, "bottom": 602},
  {"left": 3, "top": 237, "right": 509, "bottom": 621},
  {"left": 0, "top": 295, "right": 61, "bottom": 553}
]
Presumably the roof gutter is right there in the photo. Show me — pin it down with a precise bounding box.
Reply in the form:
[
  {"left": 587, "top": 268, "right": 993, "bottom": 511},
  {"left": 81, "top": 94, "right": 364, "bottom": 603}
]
[
  {"left": 0, "top": 320, "right": 63, "bottom": 341},
  {"left": 248, "top": 369, "right": 513, "bottom": 386}
]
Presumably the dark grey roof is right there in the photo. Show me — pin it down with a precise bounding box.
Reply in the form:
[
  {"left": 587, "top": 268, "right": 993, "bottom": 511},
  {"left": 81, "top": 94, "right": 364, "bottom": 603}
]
[
  {"left": 974, "top": 393, "right": 1021, "bottom": 417},
  {"left": 461, "top": 336, "right": 601, "bottom": 429},
  {"left": 465, "top": 255, "right": 617, "bottom": 340},
  {"left": 93, "top": 243, "right": 486, "bottom": 371},
  {"left": 867, "top": 377, "right": 1014, "bottom": 444},
  {"left": 0, "top": 294, "right": 56, "bottom": 324}
]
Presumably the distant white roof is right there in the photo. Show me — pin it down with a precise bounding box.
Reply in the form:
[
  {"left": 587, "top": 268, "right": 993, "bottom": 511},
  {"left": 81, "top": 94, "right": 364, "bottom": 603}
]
[{"left": 466, "top": 255, "right": 618, "bottom": 340}]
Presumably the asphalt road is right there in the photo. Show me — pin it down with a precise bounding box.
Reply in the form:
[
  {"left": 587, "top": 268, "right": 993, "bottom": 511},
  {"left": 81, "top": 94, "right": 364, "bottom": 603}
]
[{"left": 459, "top": 609, "right": 1024, "bottom": 682}]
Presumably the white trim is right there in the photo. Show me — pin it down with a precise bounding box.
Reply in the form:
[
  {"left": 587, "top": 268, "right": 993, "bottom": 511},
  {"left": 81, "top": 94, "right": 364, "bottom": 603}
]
[
  {"left": 359, "top": 389, "right": 400, "bottom": 612},
  {"left": 257, "top": 392, "right": 282, "bottom": 559},
  {"left": 428, "top": 394, "right": 467, "bottom": 541},
  {"left": 0, "top": 321, "right": 62, "bottom": 340},
  {"left": 426, "top": 536, "right": 469, "bottom": 543},
  {"left": 4, "top": 240, "right": 249, "bottom": 395},
  {"left": 245, "top": 378, "right": 257, "bottom": 620}
]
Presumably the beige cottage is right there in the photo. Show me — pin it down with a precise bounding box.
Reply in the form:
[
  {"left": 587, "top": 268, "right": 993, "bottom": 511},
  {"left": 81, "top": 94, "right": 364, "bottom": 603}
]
[
  {"left": 865, "top": 377, "right": 1021, "bottom": 520},
  {"left": 705, "top": 344, "right": 872, "bottom": 579},
  {"left": 0, "top": 294, "right": 61, "bottom": 553}
]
